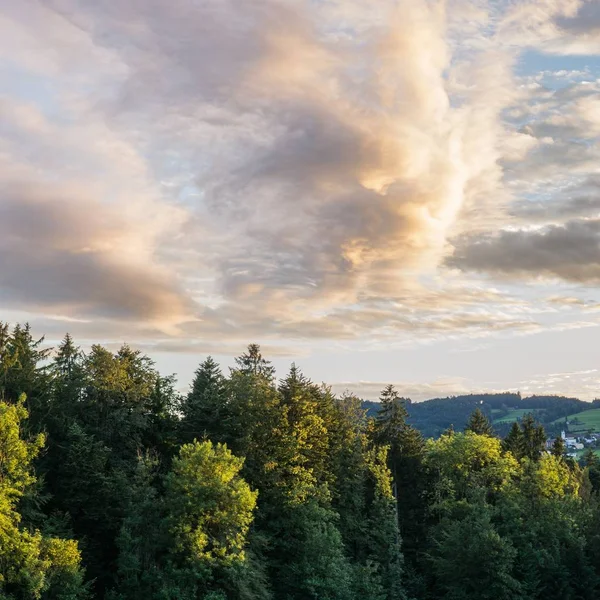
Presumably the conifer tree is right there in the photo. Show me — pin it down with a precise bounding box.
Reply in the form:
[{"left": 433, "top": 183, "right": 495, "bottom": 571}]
[
  {"left": 373, "top": 385, "right": 426, "bottom": 567},
  {"left": 180, "top": 356, "right": 227, "bottom": 443},
  {"left": 551, "top": 435, "right": 566, "bottom": 458},
  {"left": 502, "top": 421, "right": 523, "bottom": 458},
  {"left": 233, "top": 344, "right": 275, "bottom": 379},
  {"left": 465, "top": 407, "right": 494, "bottom": 436},
  {"left": 520, "top": 414, "right": 546, "bottom": 461}
]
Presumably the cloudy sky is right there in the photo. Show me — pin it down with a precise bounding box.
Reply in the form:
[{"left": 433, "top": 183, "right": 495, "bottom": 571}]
[{"left": 2, "top": 0, "right": 600, "bottom": 400}]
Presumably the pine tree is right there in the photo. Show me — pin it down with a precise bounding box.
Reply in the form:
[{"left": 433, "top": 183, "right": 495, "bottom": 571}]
[
  {"left": 502, "top": 421, "right": 523, "bottom": 458},
  {"left": 0, "top": 324, "right": 52, "bottom": 433},
  {"left": 180, "top": 356, "right": 227, "bottom": 444},
  {"left": 520, "top": 414, "right": 546, "bottom": 461},
  {"left": 233, "top": 344, "right": 275, "bottom": 379},
  {"left": 373, "top": 385, "right": 426, "bottom": 570},
  {"left": 465, "top": 407, "right": 494, "bottom": 436},
  {"left": 551, "top": 435, "right": 566, "bottom": 458}
]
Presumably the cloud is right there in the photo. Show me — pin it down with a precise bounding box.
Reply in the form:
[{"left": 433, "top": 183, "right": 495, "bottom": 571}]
[
  {"left": 498, "top": 0, "right": 600, "bottom": 55},
  {"left": 2, "top": 0, "right": 600, "bottom": 359},
  {"left": 0, "top": 181, "right": 195, "bottom": 326},
  {"left": 448, "top": 219, "right": 600, "bottom": 283},
  {"left": 36, "top": 0, "right": 514, "bottom": 312},
  {"left": 552, "top": 1, "right": 600, "bottom": 54}
]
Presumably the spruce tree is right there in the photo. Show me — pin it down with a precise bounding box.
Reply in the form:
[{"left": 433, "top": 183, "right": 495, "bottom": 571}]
[
  {"left": 373, "top": 385, "right": 426, "bottom": 570},
  {"left": 233, "top": 344, "right": 275, "bottom": 379},
  {"left": 180, "top": 356, "right": 227, "bottom": 443},
  {"left": 551, "top": 435, "right": 566, "bottom": 458},
  {"left": 520, "top": 414, "right": 546, "bottom": 461},
  {"left": 465, "top": 407, "right": 494, "bottom": 436},
  {"left": 503, "top": 421, "right": 523, "bottom": 458}
]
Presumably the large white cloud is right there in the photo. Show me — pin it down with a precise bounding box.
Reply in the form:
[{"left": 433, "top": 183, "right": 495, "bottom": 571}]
[{"left": 1, "top": 0, "right": 600, "bottom": 353}]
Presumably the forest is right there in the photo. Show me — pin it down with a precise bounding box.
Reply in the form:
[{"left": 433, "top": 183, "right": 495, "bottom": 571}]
[{"left": 2, "top": 322, "right": 600, "bottom": 600}]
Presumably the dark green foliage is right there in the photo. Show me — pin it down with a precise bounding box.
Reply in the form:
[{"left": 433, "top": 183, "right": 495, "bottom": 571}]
[
  {"left": 465, "top": 407, "right": 494, "bottom": 436},
  {"left": 552, "top": 435, "right": 566, "bottom": 458},
  {"left": 502, "top": 414, "right": 546, "bottom": 461},
  {"left": 180, "top": 356, "right": 227, "bottom": 444},
  {"left": 429, "top": 505, "right": 522, "bottom": 600},
  {"left": 581, "top": 449, "right": 600, "bottom": 494},
  {"left": 502, "top": 421, "right": 523, "bottom": 457},
  {"left": 3, "top": 322, "right": 600, "bottom": 600},
  {"left": 520, "top": 414, "right": 547, "bottom": 461},
  {"left": 374, "top": 385, "right": 428, "bottom": 568}
]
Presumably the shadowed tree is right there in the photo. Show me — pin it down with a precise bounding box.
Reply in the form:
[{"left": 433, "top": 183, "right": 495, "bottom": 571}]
[
  {"left": 233, "top": 344, "right": 275, "bottom": 380},
  {"left": 502, "top": 421, "right": 523, "bottom": 458},
  {"left": 373, "top": 385, "right": 426, "bottom": 570},
  {"left": 551, "top": 435, "right": 566, "bottom": 458},
  {"left": 180, "top": 356, "right": 227, "bottom": 444},
  {"left": 465, "top": 407, "right": 494, "bottom": 436}
]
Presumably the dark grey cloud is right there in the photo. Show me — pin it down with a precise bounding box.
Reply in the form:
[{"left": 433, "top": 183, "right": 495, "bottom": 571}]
[
  {"left": 0, "top": 184, "right": 195, "bottom": 322},
  {"left": 555, "top": 3, "right": 600, "bottom": 36},
  {"left": 448, "top": 219, "right": 600, "bottom": 283}
]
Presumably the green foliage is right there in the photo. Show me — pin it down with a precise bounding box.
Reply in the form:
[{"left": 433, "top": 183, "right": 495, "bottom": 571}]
[
  {"left": 429, "top": 504, "right": 522, "bottom": 600},
  {"left": 4, "top": 323, "right": 600, "bottom": 600},
  {"left": 373, "top": 385, "right": 427, "bottom": 567},
  {"left": 180, "top": 357, "right": 227, "bottom": 444},
  {"left": 552, "top": 435, "right": 566, "bottom": 458},
  {"left": 502, "top": 414, "right": 546, "bottom": 461},
  {"left": 0, "top": 399, "right": 88, "bottom": 600},
  {"left": 426, "top": 432, "right": 519, "bottom": 500},
  {"left": 165, "top": 440, "right": 257, "bottom": 567},
  {"left": 465, "top": 407, "right": 494, "bottom": 436}
]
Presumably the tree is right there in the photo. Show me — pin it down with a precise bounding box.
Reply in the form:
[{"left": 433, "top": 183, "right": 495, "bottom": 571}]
[
  {"left": 268, "top": 500, "right": 353, "bottom": 600},
  {"left": 429, "top": 505, "right": 521, "bottom": 600},
  {"left": 502, "top": 421, "right": 523, "bottom": 457},
  {"left": 165, "top": 440, "right": 257, "bottom": 566},
  {"left": 0, "top": 398, "right": 88, "bottom": 599},
  {"left": 520, "top": 414, "right": 546, "bottom": 462},
  {"left": 465, "top": 407, "right": 494, "bottom": 436},
  {"left": 502, "top": 416, "right": 545, "bottom": 461},
  {"left": 373, "top": 386, "right": 427, "bottom": 568},
  {"left": 163, "top": 440, "right": 258, "bottom": 598},
  {"left": 581, "top": 449, "right": 600, "bottom": 493},
  {"left": 233, "top": 344, "right": 275, "bottom": 380},
  {"left": 426, "top": 432, "right": 520, "bottom": 501},
  {"left": 551, "top": 435, "right": 566, "bottom": 458},
  {"left": 180, "top": 356, "right": 227, "bottom": 444}
]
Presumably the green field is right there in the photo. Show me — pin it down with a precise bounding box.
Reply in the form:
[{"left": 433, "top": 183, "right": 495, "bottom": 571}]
[
  {"left": 492, "top": 408, "right": 542, "bottom": 424},
  {"left": 553, "top": 408, "right": 600, "bottom": 433}
]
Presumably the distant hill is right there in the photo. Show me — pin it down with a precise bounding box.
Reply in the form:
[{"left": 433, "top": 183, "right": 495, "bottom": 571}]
[
  {"left": 552, "top": 408, "right": 600, "bottom": 435},
  {"left": 362, "top": 393, "right": 597, "bottom": 438}
]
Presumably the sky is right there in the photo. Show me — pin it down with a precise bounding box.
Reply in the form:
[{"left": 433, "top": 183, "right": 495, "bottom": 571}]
[{"left": 2, "top": 0, "right": 600, "bottom": 401}]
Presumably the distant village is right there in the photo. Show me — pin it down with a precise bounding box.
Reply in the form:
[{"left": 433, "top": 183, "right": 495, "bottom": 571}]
[{"left": 546, "top": 428, "right": 600, "bottom": 458}]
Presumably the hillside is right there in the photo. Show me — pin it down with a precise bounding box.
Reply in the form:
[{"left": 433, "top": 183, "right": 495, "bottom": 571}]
[
  {"left": 363, "top": 393, "right": 596, "bottom": 438},
  {"left": 552, "top": 408, "right": 600, "bottom": 435}
]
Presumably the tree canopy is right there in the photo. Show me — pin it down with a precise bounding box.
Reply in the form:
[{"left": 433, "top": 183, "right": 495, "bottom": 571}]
[{"left": 1, "top": 323, "right": 599, "bottom": 600}]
